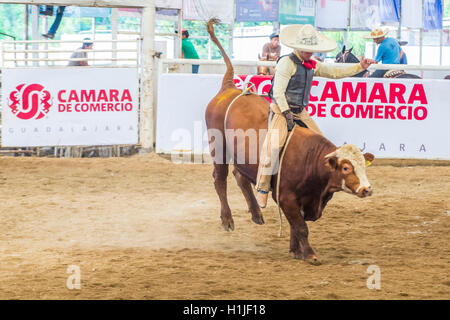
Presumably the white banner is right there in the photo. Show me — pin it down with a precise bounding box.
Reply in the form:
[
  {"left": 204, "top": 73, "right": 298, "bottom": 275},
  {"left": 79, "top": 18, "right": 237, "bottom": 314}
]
[
  {"left": 2, "top": 68, "right": 138, "bottom": 147},
  {"left": 183, "top": 0, "right": 234, "bottom": 24},
  {"left": 402, "top": 0, "right": 423, "bottom": 28},
  {"left": 350, "top": 0, "right": 380, "bottom": 29},
  {"left": 315, "top": 0, "right": 350, "bottom": 29},
  {"left": 156, "top": 73, "right": 450, "bottom": 160},
  {"left": 155, "top": 0, "right": 182, "bottom": 9}
]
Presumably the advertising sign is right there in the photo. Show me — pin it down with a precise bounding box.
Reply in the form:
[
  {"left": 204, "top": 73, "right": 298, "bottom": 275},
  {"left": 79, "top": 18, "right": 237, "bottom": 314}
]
[
  {"left": 315, "top": 0, "right": 350, "bottom": 29},
  {"left": 2, "top": 68, "right": 138, "bottom": 147},
  {"left": 279, "top": 0, "right": 315, "bottom": 25},
  {"left": 236, "top": 0, "right": 279, "bottom": 22},
  {"left": 424, "top": 0, "right": 443, "bottom": 30},
  {"left": 156, "top": 73, "right": 450, "bottom": 160}
]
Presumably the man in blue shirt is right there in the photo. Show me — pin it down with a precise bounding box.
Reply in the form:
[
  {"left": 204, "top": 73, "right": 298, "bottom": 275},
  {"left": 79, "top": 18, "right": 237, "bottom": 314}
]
[
  {"left": 398, "top": 41, "right": 408, "bottom": 65},
  {"left": 365, "top": 28, "right": 402, "bottom": 78}
]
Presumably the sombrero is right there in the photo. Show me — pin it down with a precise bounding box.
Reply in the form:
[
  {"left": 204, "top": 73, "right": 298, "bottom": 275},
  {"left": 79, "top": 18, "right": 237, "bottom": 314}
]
[
  {"left": 280, "top": 24, "right": 337, "bottom": 53},
  {"left": 364, "top": 27, "right": 389, "bottom": 39}
]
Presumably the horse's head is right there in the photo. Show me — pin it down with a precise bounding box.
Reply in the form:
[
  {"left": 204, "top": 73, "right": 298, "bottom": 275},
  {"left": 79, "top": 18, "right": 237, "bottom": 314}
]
[{"left": 335, "top": 46, "right": 360, "bottom": 64}]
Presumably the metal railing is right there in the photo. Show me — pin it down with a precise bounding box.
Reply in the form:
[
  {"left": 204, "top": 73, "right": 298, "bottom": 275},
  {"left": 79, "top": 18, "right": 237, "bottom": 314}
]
[
  {"left": 161, "top": 58, "right": 450, "bottom": 71},
  {"left": 160, "top": 58, "right": 450, "bottom": 80},
  {"left": 1, "top": 39, "right": 141, "bottom": 68}
]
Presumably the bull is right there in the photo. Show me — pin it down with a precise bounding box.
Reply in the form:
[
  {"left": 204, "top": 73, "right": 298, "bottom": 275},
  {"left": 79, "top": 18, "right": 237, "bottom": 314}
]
[{"left": 205, "top": 19, "right": 375, "bottom": 264}]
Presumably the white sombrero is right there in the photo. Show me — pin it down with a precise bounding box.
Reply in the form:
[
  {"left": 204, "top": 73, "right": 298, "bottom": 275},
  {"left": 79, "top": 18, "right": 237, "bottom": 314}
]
[
  {"left": 280, "top": 24, "right": 337, "bottom": 53},
  {"left": 364, "top": 27, "right": 389, "bottom": 39}
]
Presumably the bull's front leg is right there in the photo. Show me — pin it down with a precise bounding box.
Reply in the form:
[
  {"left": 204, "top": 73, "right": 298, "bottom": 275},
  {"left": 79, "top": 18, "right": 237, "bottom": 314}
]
[{"left": 280, "top": 193, "right": 320, "bottom": 265}]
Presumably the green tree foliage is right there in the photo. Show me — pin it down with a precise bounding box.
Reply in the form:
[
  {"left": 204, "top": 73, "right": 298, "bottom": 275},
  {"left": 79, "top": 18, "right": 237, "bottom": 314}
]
[
  {"left": 183, "top": 20, "right": 230, "bottom": 60},
  {"left": 445, "top": 0, "right": 450, "bottom": 18},
  {"left": 0, "top": 4, "right": 25, "bottom": 40},
  {"left": 0, "top": 4, "right": 114, "bottom": 40}
]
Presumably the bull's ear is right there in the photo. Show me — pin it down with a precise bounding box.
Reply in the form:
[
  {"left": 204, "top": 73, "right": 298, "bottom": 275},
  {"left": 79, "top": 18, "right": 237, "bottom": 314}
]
[
  {"left": 342, "top": 45, "right": 346, "bottom": 53},
  {"left": 364, "top": 153, "right": 375, "bottom": 167},
  {"left": 325, "top": 150, "right": 338, "bottom": 171},
  {"left": 326, "top": 156, "right": 339, "bottom": 171}
]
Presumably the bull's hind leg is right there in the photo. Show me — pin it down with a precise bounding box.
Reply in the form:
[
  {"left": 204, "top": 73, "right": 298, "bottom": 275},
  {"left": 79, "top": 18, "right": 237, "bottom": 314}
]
[
  {"left": 213, "top": 164, "right": 234, "bottom": 231},
  {"left": 233, "top": 167, "right": 264, "bottom": 225}
]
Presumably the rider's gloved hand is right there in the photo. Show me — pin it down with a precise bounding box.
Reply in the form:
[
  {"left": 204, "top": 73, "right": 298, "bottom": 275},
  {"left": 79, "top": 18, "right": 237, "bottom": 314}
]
[{"left": 282, "top": 110, "right": 295, "bottom": 131}]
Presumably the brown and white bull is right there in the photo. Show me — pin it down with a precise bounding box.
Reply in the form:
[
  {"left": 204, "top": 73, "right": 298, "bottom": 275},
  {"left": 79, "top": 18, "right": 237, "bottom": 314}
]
[{"left": 205, "top": 19, "right": 374, "bottom": 264}]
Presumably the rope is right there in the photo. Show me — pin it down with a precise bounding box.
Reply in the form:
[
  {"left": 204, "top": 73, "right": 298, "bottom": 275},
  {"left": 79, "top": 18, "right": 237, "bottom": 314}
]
[
  {"left": 223, "top": 82, "right": 256, "bottom": 134},
  {"left": 275, "top": 125, "right": 296, "bottom": 237},
  {"left": 223, "top": 84, "right": 293, "bottom": 238}
]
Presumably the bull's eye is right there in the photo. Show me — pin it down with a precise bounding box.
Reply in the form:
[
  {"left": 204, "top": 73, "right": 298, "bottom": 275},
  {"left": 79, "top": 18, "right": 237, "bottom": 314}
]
[{"left": 342, "top": 164, "right": 353, "bottom": 174}]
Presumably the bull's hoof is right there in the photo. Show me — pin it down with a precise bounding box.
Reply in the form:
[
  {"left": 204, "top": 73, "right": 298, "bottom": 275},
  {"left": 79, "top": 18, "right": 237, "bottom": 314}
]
[
  {"left": 251, "top": 214, "right": 265, "bottom": 225},
  {"left": 293, "top": 253, "right": 322, "bottom": 265},
  {"left": 222, "top": 220, "right": 235, "bottom": 232},
  {"left": 305, "top": 254, "right": 322, "bottom": 266}
]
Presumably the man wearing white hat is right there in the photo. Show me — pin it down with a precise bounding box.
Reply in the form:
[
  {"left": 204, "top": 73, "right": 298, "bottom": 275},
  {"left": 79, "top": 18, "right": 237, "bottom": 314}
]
[
  {"left": 365, "top": 27, "right": 402, "bottom": 78},
  {"left": 256, "top": 24, "right": 376, "bottom": 208}
]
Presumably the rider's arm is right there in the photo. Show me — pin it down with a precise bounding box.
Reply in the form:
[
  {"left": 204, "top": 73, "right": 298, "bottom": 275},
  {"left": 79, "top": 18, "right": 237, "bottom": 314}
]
[
  {"left": 262, "top": 43, "right": 270, "bottom": 57},
  {"left": 375, "top": 44, "right": 385, "bottom": 63},
  {"left": 272, "top": 56, "right": 296, "bottom": 113},
  {"left": 314, "top": 60, "right": 365, "bottom": 79}
]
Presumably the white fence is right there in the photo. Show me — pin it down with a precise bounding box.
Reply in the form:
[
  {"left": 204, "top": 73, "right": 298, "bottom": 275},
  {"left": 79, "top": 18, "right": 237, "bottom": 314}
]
[
  {"left": 0, "top": 39, "right": 140, "bottom": 67},
  {"left": 2, "top": 38, "right": 450, "bottom": 157}
]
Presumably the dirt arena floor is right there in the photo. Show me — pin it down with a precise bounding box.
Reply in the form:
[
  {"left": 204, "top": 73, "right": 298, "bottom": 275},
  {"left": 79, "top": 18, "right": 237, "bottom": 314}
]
[{"left": 0, "top": 154, "right": 449, "bottom": 300}]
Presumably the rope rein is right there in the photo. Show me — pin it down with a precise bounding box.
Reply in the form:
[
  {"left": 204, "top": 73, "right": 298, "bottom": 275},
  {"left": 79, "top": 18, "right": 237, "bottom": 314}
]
[{"left": 275, "top": 125, "right": 296, "bottom": 237}]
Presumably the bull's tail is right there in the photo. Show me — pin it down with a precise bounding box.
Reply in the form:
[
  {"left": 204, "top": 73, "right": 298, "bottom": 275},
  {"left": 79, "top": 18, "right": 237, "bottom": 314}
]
[{"left": 207, "top": 18, "right": 236, "bottom": 89}]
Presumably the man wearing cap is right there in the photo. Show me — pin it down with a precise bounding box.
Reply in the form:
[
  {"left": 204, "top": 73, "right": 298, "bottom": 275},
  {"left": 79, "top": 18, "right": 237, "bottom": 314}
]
[
  {"left": 365, "top": 27, "right": 402, "bottom": 78},
  {"left": 255, "top": 24, "right": 376, "bottom": 208},
  {"left": 259, "top": 33, "right": 281, "bottom": 75},
  {"left": 68, "top": 39, "right": 93, "bottom": 66},
  {"left": 262, "top": 33, "right": 281, "bottom": 61},
  {"left": 181, "top": 29, "right": 200, "bottom": 74}
]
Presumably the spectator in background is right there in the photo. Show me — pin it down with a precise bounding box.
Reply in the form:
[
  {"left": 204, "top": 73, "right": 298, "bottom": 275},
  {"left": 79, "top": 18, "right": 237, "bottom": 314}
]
[
  {"left": 258, "top": 33, "right": 280, "bottom": 75},
  {"left": 261, "top": 33, "right": 281, "bottom": 61},
  {"left": 365, "top": 27, "right": 401, "bottom": 78},
  {"left": 398, "top": 41, "right": 408, "bottom": 64},
  {"left": 181, "top": 29, "right": 200, "bottom": 74},
  {"left": 68, "top": 38, "right": 93, "bottom": 66},
  {"left": 42, "top": 6, "right": 66, "bottom": 39}
]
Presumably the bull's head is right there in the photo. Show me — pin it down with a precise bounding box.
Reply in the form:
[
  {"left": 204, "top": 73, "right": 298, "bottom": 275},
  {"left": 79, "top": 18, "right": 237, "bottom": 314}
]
[{"left": 325, "top": 144, "right": 375, "bottom": 198}]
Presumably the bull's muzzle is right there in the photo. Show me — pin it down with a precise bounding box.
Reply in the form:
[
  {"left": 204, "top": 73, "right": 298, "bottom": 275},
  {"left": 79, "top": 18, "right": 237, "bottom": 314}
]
[{"left": 358, "top": 186, "right": 373, "bottom": 198}]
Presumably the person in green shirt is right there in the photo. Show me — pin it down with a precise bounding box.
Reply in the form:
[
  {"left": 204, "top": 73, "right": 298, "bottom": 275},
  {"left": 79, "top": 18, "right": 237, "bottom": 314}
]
[{"left": 181, "top": 29, "right": 200, "bottom": 74}]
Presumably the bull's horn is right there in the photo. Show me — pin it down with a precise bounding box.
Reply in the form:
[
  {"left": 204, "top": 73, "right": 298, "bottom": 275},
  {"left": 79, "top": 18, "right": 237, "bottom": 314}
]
[{"left": 324, "top": 150, "right": 337, "bottom": 159}]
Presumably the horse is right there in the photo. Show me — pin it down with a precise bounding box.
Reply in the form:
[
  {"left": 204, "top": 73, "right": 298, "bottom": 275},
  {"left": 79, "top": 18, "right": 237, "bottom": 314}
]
[{"left": 335, "top": 46, "right": 421, "bottom": 79}]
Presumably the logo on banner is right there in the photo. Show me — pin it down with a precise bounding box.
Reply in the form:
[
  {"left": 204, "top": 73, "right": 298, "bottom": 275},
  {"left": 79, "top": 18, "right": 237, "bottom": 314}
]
[
  {"left": 234, "top": 75, "right": 272, "bottom": 101},
  {"left": 8, "top": 84, "right": 53, "bottom": 120}
]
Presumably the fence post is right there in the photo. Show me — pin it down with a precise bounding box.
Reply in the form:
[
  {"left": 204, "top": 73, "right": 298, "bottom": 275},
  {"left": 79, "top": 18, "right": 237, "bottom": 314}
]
[
  {"left": 111, "top": 8, "right": 118, "bottom": 66},
  {"left": 31, "top": 5, "right": 39, "bottom": 67},
  {"left": 139, "top": 3, "right": 156, "bottom": 152}
]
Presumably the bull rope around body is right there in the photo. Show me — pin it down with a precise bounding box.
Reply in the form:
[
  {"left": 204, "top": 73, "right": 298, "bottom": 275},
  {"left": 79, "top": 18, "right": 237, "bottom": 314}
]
[{"left": 223, "top": 83, "right": 297, "bottom": 237}]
